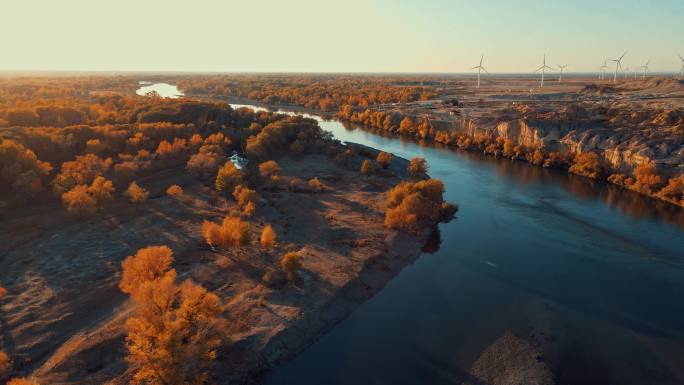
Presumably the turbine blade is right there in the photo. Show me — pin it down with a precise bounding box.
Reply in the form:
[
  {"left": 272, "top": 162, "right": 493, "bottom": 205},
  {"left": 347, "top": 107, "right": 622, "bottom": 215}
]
[{"left": 481, "top": 67, "right": 489, "bottom": 74}]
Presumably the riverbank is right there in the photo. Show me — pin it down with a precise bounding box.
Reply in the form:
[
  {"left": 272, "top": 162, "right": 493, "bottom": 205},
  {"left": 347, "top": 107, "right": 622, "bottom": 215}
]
[
  {"left": 197, "top": 94, "right": 684, "bottom": 211},
  {"left": 0, "top": 140, "right": 439, "bottom": 384}
]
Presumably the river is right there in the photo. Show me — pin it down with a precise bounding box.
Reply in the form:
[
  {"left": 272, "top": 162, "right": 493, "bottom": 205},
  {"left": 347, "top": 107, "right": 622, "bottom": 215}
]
[
  {"left": 238, "top": 105, "right": 684, "bottom": 385},
  {"left": 140, "top": 84, "right": 684, "bottom": 385}
]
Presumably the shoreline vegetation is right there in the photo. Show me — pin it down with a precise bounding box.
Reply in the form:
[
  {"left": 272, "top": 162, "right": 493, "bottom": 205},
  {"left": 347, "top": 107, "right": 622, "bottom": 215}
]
[
  {"left": 0, "top": 76, "right": 455, "bottom": 384},
  {"left": 178, "top": 78, "right": 684, "bottom": 211}
]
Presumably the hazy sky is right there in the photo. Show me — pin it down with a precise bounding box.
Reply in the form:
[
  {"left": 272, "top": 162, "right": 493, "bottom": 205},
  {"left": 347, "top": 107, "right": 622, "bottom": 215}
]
[{"left": 2, "top": 0, "right": 683, "bottom": 73}]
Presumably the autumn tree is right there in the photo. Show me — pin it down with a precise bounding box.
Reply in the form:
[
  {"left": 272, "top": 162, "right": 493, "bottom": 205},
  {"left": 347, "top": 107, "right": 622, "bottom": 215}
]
[
  {"left": 120, "top": 246, "right": 223, "bottom": 385},
  {"left": 215, "top": 161, "right": 244, "bottom": 193},
  {"left": 408, "top": 157, "right": 428, "bottom": 176},
  {"left": 281, "top": 251, "right": 302, "bottom": 281},
  {"left": 385, "top": 178, "right": 456, "bottom": 233},
  {"left": 125, "top": 181, "right": 149, "bottom": 203},
  {"left": 360, "top": 159, "right": 374, "bottom": 175},
  {"left": 62, "top": 185, "right": 97, "bottom": 217},
  {"left": 568, "top": 152, "right": 604, "bottom": 180},
  {"left": 260, "top": 225, "right": 276, "bottom": 249},
  {"left": 633, "top": 162, "right": 663, "bottom": 193},
  {"left": 87, "top": 176, "right": 115, "bottom": 206},
  {"left": 308, "top": 177, "right": 323, "bottom": 192},
  {"left": 232, "top": 185, "right": 257, "bottom": 210},
  {"left": 52, "top": 154, "right": 112, "bottom": 195},
  {"left": 202, "top": 216, "right": 250, "bottom": 249},
  {"left": 0, "top": 140, "right": 52, "bottom": 200},
  {"left": 166, "top": 185, "right": 183, "bottom": 197},
  {"left": 376, "top": 151, "right": 393, "bottom": 169},
  {"left": 657, "top": 174, "right": 684, "bottom": 204},
  {"left": 258, "top": 160, "right": 280, "bottom": 180},
  {"left": 0, "top": 351, "right": 10, "bottom": 379}
]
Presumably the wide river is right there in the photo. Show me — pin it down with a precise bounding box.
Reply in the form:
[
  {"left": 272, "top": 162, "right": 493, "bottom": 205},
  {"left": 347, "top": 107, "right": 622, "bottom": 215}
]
[{"left": 145, "top": 84, "right": 684, "bottom": 385}]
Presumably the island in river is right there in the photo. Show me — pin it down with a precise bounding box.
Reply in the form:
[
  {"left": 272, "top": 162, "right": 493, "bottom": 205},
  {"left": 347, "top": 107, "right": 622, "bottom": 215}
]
[{"left": 0, "top": 88, "right": 453, "bottom": 384}]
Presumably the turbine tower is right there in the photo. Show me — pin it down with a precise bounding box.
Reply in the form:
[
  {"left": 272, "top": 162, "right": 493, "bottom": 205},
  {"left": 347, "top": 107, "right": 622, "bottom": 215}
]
[
  {"left": 471, "top": 55, "right": 488, "bottom": 89},
  {"left": 557, "top": 64, "right": 568, "bottom": 82},
  {"left": 599, "top": 60, "right": 609, "bottom": 80},
  {"left": 639, "top": 60, "right": 650, "bottom": 80},
  {"left": 610, "top": 52, "right": 626, "bottom": 83},
  {"left": 679, "top": 54, "right": 684, "bottom": 80},
  {"left": 535, "top": 54, "right": 553, "bottom": 88}
]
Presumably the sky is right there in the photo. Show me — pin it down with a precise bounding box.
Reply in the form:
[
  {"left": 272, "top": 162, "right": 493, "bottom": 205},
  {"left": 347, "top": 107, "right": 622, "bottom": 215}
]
[{"left": 2, "top": 0, "right": 683, "bottom": 73}]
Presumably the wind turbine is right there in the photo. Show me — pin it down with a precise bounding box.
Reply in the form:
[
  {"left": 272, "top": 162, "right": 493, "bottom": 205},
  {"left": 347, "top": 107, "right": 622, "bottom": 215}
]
[
  {"left": 679, "top": 54, "right": 684, "bottom": 80},
  {"left": 610, "top": 52, "right": 626, "bottom": 82},
  {"left": 557, "top": 64, "right": 568, "bottom": 82},
  {"left": 535, "top": 54, "right": 553, "bottom": 87},
  {"left": 471, "top": 55, "right": 488, "bottom": 89},
  {"left": 639, "top": 60, "right": 650, "bottom": 80},
  {"left": 599, "top": 60, "right": 609, "bottom": 80}
]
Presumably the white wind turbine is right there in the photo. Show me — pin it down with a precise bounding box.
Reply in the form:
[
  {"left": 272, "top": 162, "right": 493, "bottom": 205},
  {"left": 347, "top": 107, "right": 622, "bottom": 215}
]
[
  {"left": 471, "top": 55, "right": 488, "bottom": 89},
  {"left": 535, "top": 54, "right": 553, "bottom": 87},
  {"left": 610, "top": 52, "right": 626, "bottom": 82},
  {"left": 639, "top": 60, "right": 650, "bottom": 80},
  {"left": 679, "top": 54, "right": 684, "bottom": 80},
  {"left": 599, "top": 60, "right": 609, "bottom": 80},
  {"left": 557, "top": 64, "right": 568, "bottom": 82}
]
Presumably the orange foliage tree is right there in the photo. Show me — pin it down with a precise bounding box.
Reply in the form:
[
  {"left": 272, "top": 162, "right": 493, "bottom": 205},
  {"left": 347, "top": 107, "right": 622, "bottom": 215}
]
[
  {"left": 119, "top": 246, "right": 223, "bottom": 385},
  {"left": 260, "top": 225, "right": 276, "bottom": 249},
  {"left": 125, "top": 181, "right": 149, "bottom": 203},
  {"left": 384, "top": 179, "right": 456, "bottom": 233},
  {"left": 408, "top": 157, "right": 428, "bottom": 176},
  {"left": 202, "top": 216, "right": 250, "bottom": 249}
]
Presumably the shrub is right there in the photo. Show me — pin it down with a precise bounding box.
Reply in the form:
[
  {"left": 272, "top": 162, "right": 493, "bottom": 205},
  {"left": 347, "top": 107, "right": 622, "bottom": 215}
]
[
  {"left": 243, "top": 201, "right": 256, "bottom": 216},
  {"left": 202, "top": 220, "right": 222, "bottom": 248},
  {"left": 360, "top": 159, "right": 374, "bottom": 175},
  {"left": 260, "top": 225, "right": 276, "bottom": 249},
  {"left": 658, "top": 174, "right": 684, "bottom": 204},
  {"left": 408, "top": 157, "right": 428, "bottom": 176},
  {"left": 0, "top": 351, "right": 10, "bottom": 379},
  {"left": 281, "top": 251, "right": 302, "bottom": 281},
  {"left": 87, "top": 176, "right": 115, "bottom": 206},
  {"left": 166, "top": 185, "right": 183, "bottom": 197},
  {"left": 202, "top": 216, "right": 250, "bottom": 249},
  {"left": 308, "top": 177, "right": 323, "bottom": 192},
  {"left": 233, "top": 185, "right": 257, "bottom": 208},
  {"left": 62, "top": 185, "right": 97, "bottom": 217},
  {"left": 568, "top": 152, "right": 604, "bottom": 179},
  {"left": 633, "top": 162, "right": 663, "bottom": 193},
  {"left": 385, "top": 178, "right": 455, "bottom": 233},
  {"left": 0, "top": 286, "right": 6, "bottom": 298},
  {"left": 215, "top": 161, "right": 244, "bottom": 193},
  {"left": 376, "top": 151, "right": 393, "bottom": 168},
  {"left": 120, "top": 246, "right": 222, "bottom": 385},
  {"left": 125, "top": 181, "right": 149, "bottom": 203},
  {"left": 258, "top": 160, "right": 280, "bottom": 180}
]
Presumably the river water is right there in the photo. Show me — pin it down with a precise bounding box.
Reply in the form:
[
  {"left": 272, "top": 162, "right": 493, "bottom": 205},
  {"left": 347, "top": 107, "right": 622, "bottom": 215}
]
[
  {"left": 140, "top": 84, "right": 684, "bottom": 385},
  {"left": 239, "top": 105, "right": 684, "bottom": 385}
]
